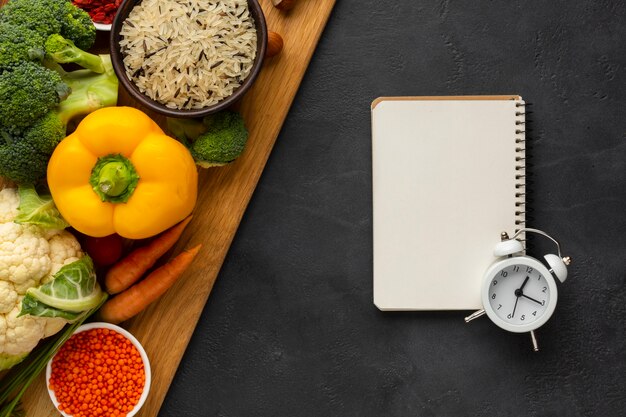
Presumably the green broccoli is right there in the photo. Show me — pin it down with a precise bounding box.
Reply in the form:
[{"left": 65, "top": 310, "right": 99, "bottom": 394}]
[
  {"left": 0, "top": 0, "right": 63, "bottom": 38},
  {"left": 0, "top": 130, "right": 54, "bottom": 184},
  {"left": 167, "top": 111, "right": 249, "bottom": 168},
  {"left": 55, "top": 56, "right": 119, "bottom": 122},
  {"left": 12, "top": 112, "right": 65, "bottom": 154},
  {"left": 45, "top": 34, "right": 104, "bottom": 73},
  {"left": 0, "top": 62, "right": 71, "bottom": 129},
  {"left": 0, "top": 0, "right": 117, "bottom": 184},
  {"left": 0, "top": 23, "right": 46, "bottom": 68},
  {"left": 0, "top": 0, "right": 96, "bottom": 51},
  {"left": 0, "top": 114, "right": 62, "bottom": 184},
  {"left": 59, "top": 0, "right": 96, "bottom": 51},
  {"left": 0, "top": 57, "right": 118, "bottom": 184},
  {"left": 0, "top": 112, "right": 67, "bottom": 183}
]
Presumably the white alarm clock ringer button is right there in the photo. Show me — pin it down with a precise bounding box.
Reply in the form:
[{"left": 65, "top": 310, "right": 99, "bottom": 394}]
[{"left": 493, "top": 239, "right": 524, "bottom": 257}]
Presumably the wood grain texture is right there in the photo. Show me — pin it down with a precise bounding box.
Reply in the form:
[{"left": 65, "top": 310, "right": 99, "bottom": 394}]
[{"left": 2, "top": 0, "right": 336, "bottom": 415}]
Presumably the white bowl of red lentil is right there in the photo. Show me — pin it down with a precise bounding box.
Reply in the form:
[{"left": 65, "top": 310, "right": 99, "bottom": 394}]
[{"left": 46, "top": 322, "right": 151, "bottom": 417}]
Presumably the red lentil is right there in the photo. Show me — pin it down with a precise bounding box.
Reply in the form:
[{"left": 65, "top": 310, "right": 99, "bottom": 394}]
[
  {"left": 73, "top": 0, "right": 122, "bottom": 25},
  {"left": 49, "top": 328, "right": 145, "bottom": 417}
]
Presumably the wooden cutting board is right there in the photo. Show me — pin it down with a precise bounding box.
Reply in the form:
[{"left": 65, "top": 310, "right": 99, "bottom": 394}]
[{"left": 1, "top": 0, "right": 336, "bottom": 415}]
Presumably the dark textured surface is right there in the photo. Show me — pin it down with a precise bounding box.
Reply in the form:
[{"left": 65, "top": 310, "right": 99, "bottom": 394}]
[{"left": 159, "top": 1, "right": 626, "bottom": 416}]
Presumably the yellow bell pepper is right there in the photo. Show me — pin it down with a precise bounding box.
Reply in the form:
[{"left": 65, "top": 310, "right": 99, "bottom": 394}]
[{"left": 47, "top": 107, "right": 198, "bottom": 239}]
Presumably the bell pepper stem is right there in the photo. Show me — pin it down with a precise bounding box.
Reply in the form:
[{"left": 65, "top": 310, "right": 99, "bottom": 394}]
[
  {"left": 89, "top": 155, "right": 139, "bottom": 203},
  {"left": 97, "top": 162, "right": 131, "bottom": 196}
]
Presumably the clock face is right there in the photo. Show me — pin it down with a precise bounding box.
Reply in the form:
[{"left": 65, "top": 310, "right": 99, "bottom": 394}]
[
  {"left": 488, "top": 264, "right": 550, "bottom": 326},
  {"left": 481, "top": 255, "right": 560, "bottom": 333}
]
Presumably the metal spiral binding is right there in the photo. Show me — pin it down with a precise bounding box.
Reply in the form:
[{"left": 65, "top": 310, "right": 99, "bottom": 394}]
[
  {"left": 514, "top": 100, "right": 527, "bottom": 240},
  {"left": 521, "top": 102, "right": 535, "bottom": 250}
]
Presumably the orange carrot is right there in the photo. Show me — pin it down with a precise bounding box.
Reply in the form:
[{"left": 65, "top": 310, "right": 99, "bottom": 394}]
[
  {"left": 99, "top": 244, "right": 202, "bottom": 324},
  {"left": 105, "top": 215, "right": 193, "bottom": 294}
]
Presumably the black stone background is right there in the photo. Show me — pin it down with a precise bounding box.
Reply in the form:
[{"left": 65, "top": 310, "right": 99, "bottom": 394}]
[{"left": 159, "top": 1, "right": 626, "bottom": 416}]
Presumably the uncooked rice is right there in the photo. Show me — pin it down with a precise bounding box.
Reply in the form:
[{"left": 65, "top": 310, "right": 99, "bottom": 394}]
[{"left": 119, "top": 0, "right": 257, "bottom": 110}]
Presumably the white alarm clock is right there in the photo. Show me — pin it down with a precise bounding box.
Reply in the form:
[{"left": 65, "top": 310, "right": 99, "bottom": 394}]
[{"left": 465, "top": 228, "right": 571, "bottom": 351}]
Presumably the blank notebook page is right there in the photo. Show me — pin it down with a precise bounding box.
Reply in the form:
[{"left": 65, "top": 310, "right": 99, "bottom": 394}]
[{"left": 372, "top": 97, "right": 523, "bottom": 310}]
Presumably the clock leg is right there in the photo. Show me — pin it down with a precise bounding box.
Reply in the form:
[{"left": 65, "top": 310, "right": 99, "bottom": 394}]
[
  {"left": 530, "top": 330, "right": 539, "bottom": 352},
  {"left": 464, "top": 309, "right": 485, "bottom": 323}
]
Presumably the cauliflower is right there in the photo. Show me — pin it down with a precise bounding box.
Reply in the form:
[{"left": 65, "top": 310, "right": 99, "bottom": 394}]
[
  {"left": 0, "top": 187, "right": 87, "bottom": 370},
  {"left": 0, "top": 187, "right": 19, "bottom": 223}
]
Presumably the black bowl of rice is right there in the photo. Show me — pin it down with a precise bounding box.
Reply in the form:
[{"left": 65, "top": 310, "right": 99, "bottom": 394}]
[{"left": 110, "top": 0, "right": 267, "bottom": 118}]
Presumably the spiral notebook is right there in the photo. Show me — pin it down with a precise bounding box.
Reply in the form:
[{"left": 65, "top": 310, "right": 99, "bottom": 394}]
[{"left": 372, "top": 95, "right": 526, "bottom": 310}]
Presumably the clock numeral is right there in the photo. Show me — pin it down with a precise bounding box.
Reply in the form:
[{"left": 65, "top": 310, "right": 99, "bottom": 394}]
[
  {"left": 491, "top": 293, "right": 496, "bottom": 299},
  {"left": 507, "top": 314, "right": 512, "bottom": 319},
  {"left": 493, "top": 280, "right": 498, "bottom": 286},
  {"left": 521, "top": 315, "right": 525, "bottom": 321},
  {"left": 497, "top": 304, "right": 502, "bottom": 310},
  {"left": 542, "top": 287, "right": 547, "bottom": 293},
  {"left": 526, "top": 266, "right": 533, "bottom": 273},
  {"left": 541, "top": 300, "right": 545, "bottom": 306},
  {"left": 532, "top": 311, "right": 537, "bottom": 316},
  {"left": 513, "top": 266, "right": 519, "bottom": 272},
  {"left": 500, "top": 270, "right": 508, "bottom": 277}
]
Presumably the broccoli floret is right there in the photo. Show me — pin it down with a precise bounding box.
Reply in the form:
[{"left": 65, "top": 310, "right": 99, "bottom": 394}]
[
  {"left": 59, "top": 1, "right": 96, "bottom": 51},
  {"left": 0, "top": 57, "right": 118, "bottom": 184},
  {"left": 45, "top": 34, "right": 104, "bottom": 73},
  {"left": 0, "top": 23, "right": 46, "bottom": 68},
  {"left": 0, "top": 1, "right": 118, "bottom": 184},
  {"left": 0, "top": 0, "right": 96, "bottom": 51},
  {"left": 0, "top": 112, "right": 66, "bottom": 184},
  {"left": 0, "top": 62, "right": 71, "bottom": 129},
  {"left": 167, "top": 111, "right": 249, "bottom": 168},
  {"left": 0, "top": 36, "right": 112, "bottom": 131},
  {"left": 0, "top": 0, "right": 64, "bottom": 38},
  {"left": 22, "top": 112, "right": 66, "bottom": 155},
  {"left": 0, "top": 129, "right": 52, "bottom": 184}
]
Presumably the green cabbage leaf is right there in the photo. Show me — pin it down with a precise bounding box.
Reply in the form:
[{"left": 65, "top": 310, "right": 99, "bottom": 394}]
[
  {"left": 21, "top": 256, "right": 103, "bottom": 315},
  {"left": 13, "top": 184, "right": 69, "bottom": 229},
  {"left": 19, "top": 294, "right": 82, "bottom": 320}
]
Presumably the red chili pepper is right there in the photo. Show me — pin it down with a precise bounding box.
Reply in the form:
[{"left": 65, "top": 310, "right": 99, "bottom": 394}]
[{"left": 73, "top": 0, "right": 121, "bottom": 25}]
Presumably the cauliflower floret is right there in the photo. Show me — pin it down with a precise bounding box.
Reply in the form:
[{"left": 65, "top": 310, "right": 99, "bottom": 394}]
[
  {"left": 0, "top": 222, "right": 52, "bottom": 293},
  {"left": 0, "top": 188, "right": 19, "bottom": 223},
  {"left": 0, "top": 303, "right": 46, "bottom": 356},
  {"left": 0, "top": 281, "right": 18, "bottom": 314},
  {"left": 43, "top": 317, "right": 68, "bottom": 337},
  {"left": 0, "top": 187, "right": 92, "bottom": 369},
  {"left": 47, "top": 230, "right": 83, "bottom": 276}
]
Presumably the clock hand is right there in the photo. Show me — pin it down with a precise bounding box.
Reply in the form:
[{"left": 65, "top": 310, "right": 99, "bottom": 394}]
[
  {"left": 511, "top": 296, "right": 519, "bottom": 318},
  {"left": 514, "top": 276, "right": 529, "bottom": 299},
  {"left": 510, "top": 276, "right": 528, "bottom": 319},
  {"left": 518, "top": 276, "right": 530, "bottom": 292},
  {"left": 521, "top": 294, "right": 543, "bottom": 305}
]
